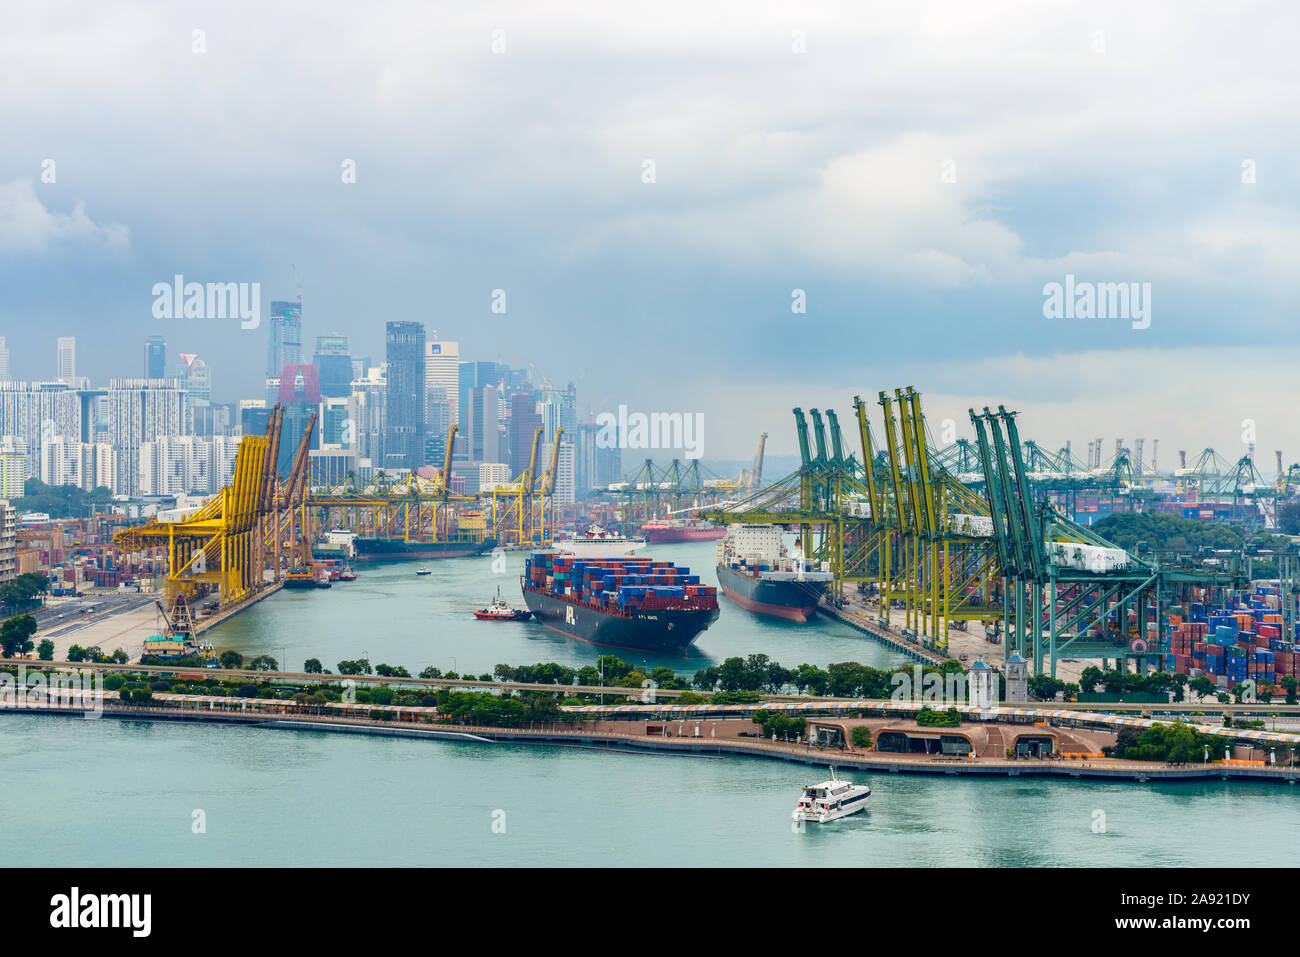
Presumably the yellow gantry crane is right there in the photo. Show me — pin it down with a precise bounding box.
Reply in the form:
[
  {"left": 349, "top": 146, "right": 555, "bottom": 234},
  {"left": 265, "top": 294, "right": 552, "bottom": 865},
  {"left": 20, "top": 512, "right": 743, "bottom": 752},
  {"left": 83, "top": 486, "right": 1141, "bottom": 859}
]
[
  {"left": 306, "top": 425, "right": 487, "bottom": 545},
  {"left": 114, "top": 406, "right": 317, "bottom": 608}
]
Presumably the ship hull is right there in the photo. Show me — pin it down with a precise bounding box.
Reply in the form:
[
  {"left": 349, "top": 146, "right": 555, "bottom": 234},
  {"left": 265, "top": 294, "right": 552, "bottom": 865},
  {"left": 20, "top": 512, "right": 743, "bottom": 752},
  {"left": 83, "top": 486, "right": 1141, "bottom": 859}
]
[
  {"left": 352, "top": 538, "right": 496, "bottom": 562},
  {"left": 716, "top": 564, "right": 826, "bottom": 623},
  {"left": 642, "top": 526, "right": 727, "bottom": 544},
  {"left": 521, "top": 588, "right": 718, "bottom": 655}
]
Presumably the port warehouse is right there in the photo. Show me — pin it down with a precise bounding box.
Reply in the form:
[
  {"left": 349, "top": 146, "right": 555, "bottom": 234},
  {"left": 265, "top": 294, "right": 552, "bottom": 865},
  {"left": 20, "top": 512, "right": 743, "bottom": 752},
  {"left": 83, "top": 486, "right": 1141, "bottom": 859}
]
[{"left": 18, "top": 687, "right": 1300, "bottom": 756}]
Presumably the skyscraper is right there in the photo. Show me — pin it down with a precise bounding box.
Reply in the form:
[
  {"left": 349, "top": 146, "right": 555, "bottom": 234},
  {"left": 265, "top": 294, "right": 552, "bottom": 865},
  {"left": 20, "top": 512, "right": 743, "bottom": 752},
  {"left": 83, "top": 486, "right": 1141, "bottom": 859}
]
[
  {"left": 56, "top": 337, "right": 76, "bottom": 383},
  {"left": 425, "top": 336, "right": 459, "bottom": 429},
  {"left": 266, "top": 301, "right": 302, "bottom": 400},
  {"left": 465, "top": 385, "right": 502, "bottom": 464},
  {"left": 313, "top": 334, "right": 353, "bottom": 398},
  {"left": 144, "top": 335, "right": 166, "bottom": 379},
  {"left": 0, "top": 338, "right": 11, "bottom": 381},
  {"left": 384, "top": 321, "right": 426, "bottom": 470},
  {"left": 509, "top": 391, "right": 542, "bottom": 476},
  {"left": 457, "top": 361, "right": 500, "bottom": 430}
]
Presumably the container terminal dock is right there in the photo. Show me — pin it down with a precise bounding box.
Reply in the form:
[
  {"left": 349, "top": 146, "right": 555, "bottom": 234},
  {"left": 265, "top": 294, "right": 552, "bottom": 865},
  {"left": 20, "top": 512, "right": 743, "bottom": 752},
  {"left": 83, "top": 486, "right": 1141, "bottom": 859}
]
[{"left": 71, "top": 385, "right": 1300, "bottom": 708}]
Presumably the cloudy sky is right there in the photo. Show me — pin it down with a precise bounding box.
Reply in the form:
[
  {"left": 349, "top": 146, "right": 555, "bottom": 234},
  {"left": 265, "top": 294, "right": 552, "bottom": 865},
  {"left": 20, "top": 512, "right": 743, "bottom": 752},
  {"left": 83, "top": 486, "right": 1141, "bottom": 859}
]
[{"left": 2, "top": 1, "right": 1297, "bottom": 467}]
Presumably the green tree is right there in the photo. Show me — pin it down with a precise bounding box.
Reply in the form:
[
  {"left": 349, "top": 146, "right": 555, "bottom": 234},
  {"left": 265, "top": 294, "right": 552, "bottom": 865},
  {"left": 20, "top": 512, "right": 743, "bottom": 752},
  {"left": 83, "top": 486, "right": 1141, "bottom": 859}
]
[
  {"left": 1281, "top": 676, "right": 1298, "bottom": 706},
  {"left": 0, "top": 614, "right": 38, "bottom": 657},
  {"left": 1079, "top": 665, "right": 1103, "bottom": 693},
  {"left": 850, "top": 726, "right": 872, "bottom": 748},
  {"left": 303, "top": 658, "right": 323, "bottom": 673},
  {"left": 1189, "top": 676, "right": 1216, "bottom": 701},
  {"left": 36, "top": 638, "right": 54, "bottom": 661},
  {"left": 219, "top": 650, "right": 244, "bottom": 670}
]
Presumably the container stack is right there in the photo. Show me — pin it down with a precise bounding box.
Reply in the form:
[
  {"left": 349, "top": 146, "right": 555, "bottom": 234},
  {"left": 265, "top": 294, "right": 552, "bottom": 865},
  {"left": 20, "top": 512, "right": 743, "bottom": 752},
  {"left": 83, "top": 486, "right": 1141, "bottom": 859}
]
[
  {"left": 524, "top": 552, "right": 718, "bottom": 614},
  {"left": 1164, "top": 583, "right": 1292, "bottom": 688}
]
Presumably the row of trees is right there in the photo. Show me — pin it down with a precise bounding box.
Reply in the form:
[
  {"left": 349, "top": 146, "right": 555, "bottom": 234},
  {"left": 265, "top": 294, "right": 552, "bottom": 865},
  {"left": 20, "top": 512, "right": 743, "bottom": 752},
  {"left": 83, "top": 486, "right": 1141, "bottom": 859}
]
[
  {"left": 13, "top": 478, "right": 114, "bottom": 519},
  {"left": 691, "top": 653, "right": 967, "bottom": 698},
  {"left": 1092, "top": 513, "right": 1243, "bottom": 553},
  {"left": 0, "top": 573, "right": 50, "bottom": 611},
  {"left": 1079, "top": 665, "right": 1298, "bottom": 704}
]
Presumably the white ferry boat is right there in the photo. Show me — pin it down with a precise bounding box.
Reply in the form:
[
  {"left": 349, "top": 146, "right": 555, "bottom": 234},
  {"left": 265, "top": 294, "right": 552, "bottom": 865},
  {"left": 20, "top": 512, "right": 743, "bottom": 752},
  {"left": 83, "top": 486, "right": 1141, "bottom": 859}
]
[
  {"left": 554, "top": 524, "right": 647, "bottom": 559},
  {"left": 792, "top": 767, "right": 871, "bottom": 823}
]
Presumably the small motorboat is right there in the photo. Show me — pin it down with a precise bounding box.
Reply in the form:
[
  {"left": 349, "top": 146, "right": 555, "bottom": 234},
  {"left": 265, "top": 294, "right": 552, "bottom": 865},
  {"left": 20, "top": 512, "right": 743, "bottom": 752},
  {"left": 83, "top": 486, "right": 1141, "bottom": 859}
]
[
  {"left": 416, "top": 567, "right": 431, "bottom": 576},
  {"left": 315, "top": 572, "right": 332, "bottom": 589},
  {"left": 474, "top": 588, "right": 531, "bottom": 621}
]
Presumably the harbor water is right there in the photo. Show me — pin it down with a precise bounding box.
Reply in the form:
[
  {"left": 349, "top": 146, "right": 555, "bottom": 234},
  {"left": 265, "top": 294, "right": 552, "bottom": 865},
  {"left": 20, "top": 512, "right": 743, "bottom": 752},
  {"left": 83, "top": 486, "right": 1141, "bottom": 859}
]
[
  {"left": 211, "top": 540, "right": 912, "bottom": 677},
  {"left": 12, "top": 539, "right": 1290, "bottom": 868},
  {"left": 3, "top": 714, "right": 1297, "bottom": 867}
]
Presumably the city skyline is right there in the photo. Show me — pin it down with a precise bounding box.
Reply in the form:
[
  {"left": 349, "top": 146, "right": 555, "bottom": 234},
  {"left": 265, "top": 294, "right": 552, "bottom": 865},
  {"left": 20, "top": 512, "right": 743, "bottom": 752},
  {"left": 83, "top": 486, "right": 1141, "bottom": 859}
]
[{"left": 3, "top": 2, "right": 1299, "bottom": 462}]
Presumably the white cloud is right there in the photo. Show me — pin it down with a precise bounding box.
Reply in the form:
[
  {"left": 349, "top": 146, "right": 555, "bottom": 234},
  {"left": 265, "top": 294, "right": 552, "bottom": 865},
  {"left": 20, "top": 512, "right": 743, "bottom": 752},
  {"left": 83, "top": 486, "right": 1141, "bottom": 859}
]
[{"left": 0, "top": 179, "right": 129, "bottom": 255}]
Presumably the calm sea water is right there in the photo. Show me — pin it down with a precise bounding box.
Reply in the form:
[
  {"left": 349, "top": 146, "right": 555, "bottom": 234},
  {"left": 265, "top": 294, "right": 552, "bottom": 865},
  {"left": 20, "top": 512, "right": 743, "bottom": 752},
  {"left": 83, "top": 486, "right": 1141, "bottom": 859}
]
[
  {"left": 4, "top": 714, "right": 1297, "bottom": 867},
  {"left": 211, "top": 540, "right": 910, "bottom": 677},
  {"left": 10, "top": 542, "right": 1295, "bottom": 867}
]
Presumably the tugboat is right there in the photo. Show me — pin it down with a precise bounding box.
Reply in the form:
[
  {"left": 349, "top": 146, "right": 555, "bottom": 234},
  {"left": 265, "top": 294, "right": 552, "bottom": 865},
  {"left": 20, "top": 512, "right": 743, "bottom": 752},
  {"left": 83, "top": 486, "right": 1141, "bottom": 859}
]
[
  {"left": 340, "top": 566, "right": 357, "bottom": 582},
  {"left": 315, "top": 571, "right": 332, "bottom": 588},
  {"left": 415, "top": 566, "right": 432, "bottom": 576},
  {"left": 474, "top": 588, "right": 532, "bottom": 621},
  {"left": 792, "top": 767, "right": 871, "bottom": 824}
]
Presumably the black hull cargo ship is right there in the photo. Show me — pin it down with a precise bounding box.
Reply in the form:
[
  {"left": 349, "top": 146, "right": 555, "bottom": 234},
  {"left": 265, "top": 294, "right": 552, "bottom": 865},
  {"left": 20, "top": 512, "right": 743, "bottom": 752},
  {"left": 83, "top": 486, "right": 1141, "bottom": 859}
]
[
  {"left": 352, "top": 538, "right": 496, "bottom": 562},
  {"left": 521, "top": 551, "right": 719, "bottom": 655}
]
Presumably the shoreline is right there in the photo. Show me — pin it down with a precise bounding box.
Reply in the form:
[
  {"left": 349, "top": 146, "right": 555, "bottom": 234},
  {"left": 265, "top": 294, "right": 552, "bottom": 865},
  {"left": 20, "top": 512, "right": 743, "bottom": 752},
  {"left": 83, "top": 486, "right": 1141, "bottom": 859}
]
[{"left": 9, "top": 705, "right": 1299, "bottom": 785}]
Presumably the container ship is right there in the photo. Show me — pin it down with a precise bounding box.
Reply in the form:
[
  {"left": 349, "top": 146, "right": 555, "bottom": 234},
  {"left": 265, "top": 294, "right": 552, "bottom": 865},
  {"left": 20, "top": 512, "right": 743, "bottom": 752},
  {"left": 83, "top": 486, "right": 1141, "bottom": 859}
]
[
  {"left": 521, "top": 552, "right": 719, "bottom": 654},
  {"left": 351, "top": 538, "right": 496, "bottom": 562},
  {"left": 640, "top": 517, "right": 727, "bottom": 544},
  {"left": 716, "top": 523, "right": 834, "bottom": 623}
]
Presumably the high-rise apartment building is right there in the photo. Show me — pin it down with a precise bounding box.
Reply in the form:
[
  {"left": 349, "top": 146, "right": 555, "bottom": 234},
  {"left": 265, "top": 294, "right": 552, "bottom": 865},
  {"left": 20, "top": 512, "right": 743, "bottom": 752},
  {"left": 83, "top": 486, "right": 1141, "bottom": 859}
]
[
  {"left": 0, "top": 382, "right": 82, "bottom": 477},
  {"left": 0, "top": 500, "right": 15, "bottom": 583},
  {"left": 0, "top": 338, "right": 11, "bottom": 381},
  {"left": 106, "top": 378, "right": 188, "bottom": 495},
  {"left": 0, "top": 449, "right": 25, "bottom": 497}
]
